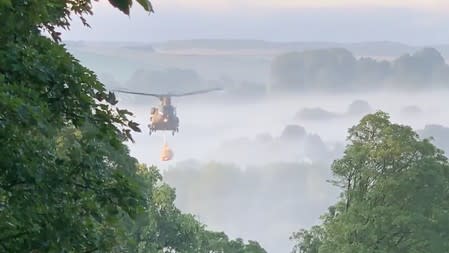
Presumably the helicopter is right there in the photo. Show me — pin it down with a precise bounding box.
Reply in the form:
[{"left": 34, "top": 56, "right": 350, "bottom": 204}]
[{"left": 113, "top": 88, "right": 222, "bottom": 135}]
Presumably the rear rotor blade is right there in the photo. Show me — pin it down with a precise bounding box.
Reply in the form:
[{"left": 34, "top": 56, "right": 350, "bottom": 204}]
[{"left": 170, "top": 87, "right": 223, "bottom": 97}]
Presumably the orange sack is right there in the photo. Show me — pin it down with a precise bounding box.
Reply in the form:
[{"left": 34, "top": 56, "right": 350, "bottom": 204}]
[{"left": 160, "top": 143, "right": 174, "bottom": 161}]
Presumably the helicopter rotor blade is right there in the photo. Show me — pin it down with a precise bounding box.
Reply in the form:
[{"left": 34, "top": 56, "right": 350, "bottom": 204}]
[
  {"left": 112, "top": 87, "right": 223, "bottom": 98},
  {"left": 112, "top": 89, "right": 161, "bottom": 98},
  {"left": 170, "top": 87, "right": 223, "bottom": 97}
]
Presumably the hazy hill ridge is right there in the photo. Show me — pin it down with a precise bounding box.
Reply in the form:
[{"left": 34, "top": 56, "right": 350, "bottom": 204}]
[{"left": 65, "top": 39, "right": 449, "bottom": 59}]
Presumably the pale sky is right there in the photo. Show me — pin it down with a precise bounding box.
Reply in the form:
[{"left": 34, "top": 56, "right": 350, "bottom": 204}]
[
  {"left": 150, "top": 0, "right": 449, "bottom": 9},
  {"left": 61, "top": 0, "right": 449, "bottom": 44}
]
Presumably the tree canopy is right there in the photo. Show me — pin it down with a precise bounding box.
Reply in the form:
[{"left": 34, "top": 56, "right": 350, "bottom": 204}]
[
  {"left": 291, "top": 111, "right": 449, "bottom": 253},
  {"left": 0, "top": 1, "right": 266, "bottom": 252}
]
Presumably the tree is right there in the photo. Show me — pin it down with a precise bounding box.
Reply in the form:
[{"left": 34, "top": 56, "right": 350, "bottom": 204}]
[
  {"left": 291, "top": 111, "right": 449, "bottom": 253},
  {"left": 0, "top": 1, "right": 153, "bottom": 252},
  {"left": 391, "top": 48, "right": 449, "bottom": 88},
  {"left": 290, "top": 226, "right": 324, "bottom": 253},
  {"left": 197, "top": 231, "right": 267, "bottom": 253}
]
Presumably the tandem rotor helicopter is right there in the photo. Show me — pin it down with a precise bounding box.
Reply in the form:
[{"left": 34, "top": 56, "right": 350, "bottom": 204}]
[{"left": 113, "top": 88, "right": 223, "bottom": 136}]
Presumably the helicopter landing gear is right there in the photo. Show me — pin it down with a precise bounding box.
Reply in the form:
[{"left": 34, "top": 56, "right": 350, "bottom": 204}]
[{"left": 148, "top": 124, "right": 153, "bottom": 136}]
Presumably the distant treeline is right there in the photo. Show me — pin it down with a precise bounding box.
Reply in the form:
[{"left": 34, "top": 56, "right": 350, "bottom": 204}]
[
  {"left": 270, "top": 47, "right": 449, "bottom": 93},
  {"left": 151, "top": 40, "right": 449, "bottom": 58},
  {"left": 103, "top": 46, "right": 449, "bottom": 99}
]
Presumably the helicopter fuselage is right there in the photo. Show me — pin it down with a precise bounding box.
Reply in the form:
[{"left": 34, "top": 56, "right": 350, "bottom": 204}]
[
  {"left": 113, "top": 87, "right": 222, "bottom": 136},
  {"left": 148, "top": 104, "right": 179, "bottom": 135}
]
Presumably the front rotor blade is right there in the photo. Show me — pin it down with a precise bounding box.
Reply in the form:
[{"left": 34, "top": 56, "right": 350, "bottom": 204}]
[{"left": 112, "top": 89, "right": 161, "bottom": 97}]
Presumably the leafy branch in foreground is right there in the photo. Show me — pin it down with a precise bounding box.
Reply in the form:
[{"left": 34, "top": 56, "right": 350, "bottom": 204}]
[{"left": 0, "top": 1, "right": 266, "bottom": 252}]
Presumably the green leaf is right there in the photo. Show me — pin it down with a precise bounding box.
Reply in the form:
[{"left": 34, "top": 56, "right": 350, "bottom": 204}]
[
  {"left": 95, "top": 91, "right": 105, "bottom": 101},
  {"left": 0, "top": 0, "right": 11, "bottom": 7},
  {"left": 136, "top": 0, "right": 154, "bottom": 13},
  {"left": 128, "top": 121, "right": 141, "bottom": 132},
  {"left": 116, "top": 108, "right": 133, "bottom": 117},
  {"left": 106, "top": 91, "right": 118, "bottom": 105},
  {"left": 108, "top": 0, "right": 132, "bottom": 15}
]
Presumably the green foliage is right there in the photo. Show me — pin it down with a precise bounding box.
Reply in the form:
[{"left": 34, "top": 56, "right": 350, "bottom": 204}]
[
  {"left": 0, "top": 31, "right": 145, "bottom": 253},
  {"left": 291, "top": 111, "right": 449, "bottom": 253},
  {"left": 197, "top": 231, "right": 267, "bottom": 253},
  {"left": 135, "top": 0, "right": 153, "bottom": 13},
  {"left": 108, "top": 0, "right": 154, "bottom": 15},
  {"left": 0, "top": 0, "right": 152, "bottom": 43},
  {"left": 122, "top": 165, "right": 267, "bottom": 253},
  {"left": 290, "top": 226, "right": 324, "bottom": 253}
]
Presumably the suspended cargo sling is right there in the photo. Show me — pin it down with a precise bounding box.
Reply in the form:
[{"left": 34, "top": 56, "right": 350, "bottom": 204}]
[{"left": 160, "top": 140, "right": 174, "bottom": 161}]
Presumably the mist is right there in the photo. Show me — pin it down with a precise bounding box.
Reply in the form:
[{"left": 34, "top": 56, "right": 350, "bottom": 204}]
[
  {"left": 116, "top": 91, "right": 449, "bottom": 166},
  {"left": 66, "top": 41, "right": 449, "bottom": 253},
  {"left": 112, "top": 90, "right": 449, "bottom": 252}
]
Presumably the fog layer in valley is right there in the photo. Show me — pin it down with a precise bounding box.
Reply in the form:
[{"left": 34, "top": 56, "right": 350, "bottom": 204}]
[
  {"left": 68, "top": 41, "right": 449, "bottom": 253},
  {"left": 117, "top": 91, "right": 449, "bottom": 167},
  {"left": 114, "top": 91, "right": 449, "bottom": 253}
]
